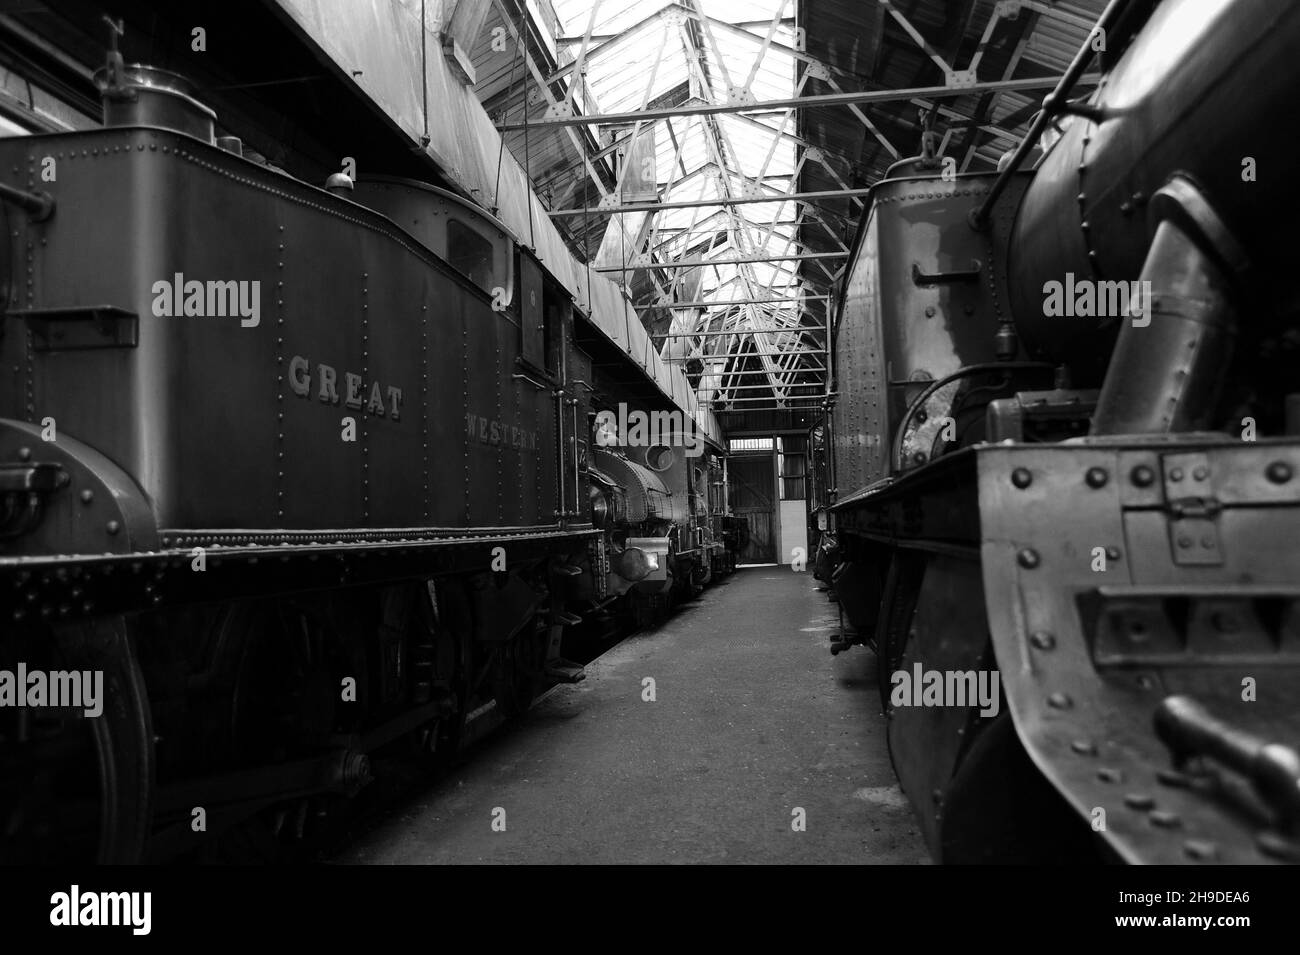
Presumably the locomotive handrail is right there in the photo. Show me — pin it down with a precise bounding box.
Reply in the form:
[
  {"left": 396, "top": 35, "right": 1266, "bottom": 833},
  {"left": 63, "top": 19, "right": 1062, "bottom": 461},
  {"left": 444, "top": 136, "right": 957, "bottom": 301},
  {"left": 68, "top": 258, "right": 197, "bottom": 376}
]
[
  {"left": 891, "top": 361, "right": 1055, "bottom": 472},
  {"left": 911, "top": 260, "right": 982, "bottom": 286},
  {"left": 511, "top": 369, "right": 550, "bottom": 390},
  {"left": 969, "top": 0, "right": 1132, "bottom": 231}
]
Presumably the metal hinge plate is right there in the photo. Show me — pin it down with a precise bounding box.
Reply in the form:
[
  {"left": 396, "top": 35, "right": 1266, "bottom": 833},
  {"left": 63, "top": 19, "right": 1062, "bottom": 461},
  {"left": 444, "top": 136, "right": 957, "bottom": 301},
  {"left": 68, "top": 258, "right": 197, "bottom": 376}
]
[{"left": 1162, "top": 452, "right": 1223, "bottom": 566}]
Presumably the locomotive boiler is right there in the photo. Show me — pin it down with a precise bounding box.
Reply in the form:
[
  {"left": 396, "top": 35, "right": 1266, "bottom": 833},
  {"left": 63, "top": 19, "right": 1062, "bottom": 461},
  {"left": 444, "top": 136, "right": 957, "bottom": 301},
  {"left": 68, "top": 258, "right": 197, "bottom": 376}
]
[
  {"left": 823, "top": 0, "right": 1300, "bottom": 863},
  {"left": 0, "top": 3, "right": 733, "bottom": 863}
]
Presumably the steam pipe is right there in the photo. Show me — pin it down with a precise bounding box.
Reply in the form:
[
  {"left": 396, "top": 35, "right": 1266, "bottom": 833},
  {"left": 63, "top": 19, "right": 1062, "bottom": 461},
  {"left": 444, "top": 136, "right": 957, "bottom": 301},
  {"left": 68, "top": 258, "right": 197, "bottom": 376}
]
[
  {"left": 0, "top": 183, "right": 55, "bottom": 222},
  {"left": 969, "top": 0, "right": 1131, "bottom": 231},
  {"left": 1091, "top": 210, "right": 1238, "bottom": 435}
]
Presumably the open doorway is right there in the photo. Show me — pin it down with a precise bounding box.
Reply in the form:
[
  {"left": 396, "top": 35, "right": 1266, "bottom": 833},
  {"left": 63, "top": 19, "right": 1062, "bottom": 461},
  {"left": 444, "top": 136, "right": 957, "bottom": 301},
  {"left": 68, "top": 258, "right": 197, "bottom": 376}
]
[
  {"left": 726, "top": 437, "right": 776, "bottom": 564},
  {"left": 726, "top": 435, "right": 808, "bottom": 566}
]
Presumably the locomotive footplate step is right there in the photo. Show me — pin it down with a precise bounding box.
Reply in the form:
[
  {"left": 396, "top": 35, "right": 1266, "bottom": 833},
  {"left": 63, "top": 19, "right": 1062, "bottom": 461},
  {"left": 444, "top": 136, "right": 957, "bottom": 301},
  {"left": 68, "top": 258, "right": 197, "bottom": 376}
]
[
  {"left": 342, "top": 568, "right": 926, "bottom": 864},
  {"left": 544, "top": 660, "right": 586, "bottom": 683}
]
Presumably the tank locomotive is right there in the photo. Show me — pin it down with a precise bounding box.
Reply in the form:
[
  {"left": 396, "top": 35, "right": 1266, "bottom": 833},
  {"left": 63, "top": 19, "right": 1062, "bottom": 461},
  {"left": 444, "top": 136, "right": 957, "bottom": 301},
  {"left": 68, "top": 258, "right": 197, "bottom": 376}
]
[{"left": 0, "top": 5, "right": 734, "bottom": 863}]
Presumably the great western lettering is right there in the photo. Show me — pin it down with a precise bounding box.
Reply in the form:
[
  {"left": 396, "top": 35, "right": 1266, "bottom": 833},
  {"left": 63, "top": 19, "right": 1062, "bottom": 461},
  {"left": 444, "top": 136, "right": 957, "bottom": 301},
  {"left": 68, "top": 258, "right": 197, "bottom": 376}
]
[
  {"left": 465, "top": 412, "right": 538, "bottom": 451},
  {"left": 288, "top": 355, "right": 403, "bottom": 420}
]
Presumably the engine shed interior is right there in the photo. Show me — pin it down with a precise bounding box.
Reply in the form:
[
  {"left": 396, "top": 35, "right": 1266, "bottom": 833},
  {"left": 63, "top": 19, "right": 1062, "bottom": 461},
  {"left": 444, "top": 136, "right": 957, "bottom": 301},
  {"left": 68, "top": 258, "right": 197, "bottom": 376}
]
[{"left": 1, "top": 0, "right": 1296, "bottom": 906}]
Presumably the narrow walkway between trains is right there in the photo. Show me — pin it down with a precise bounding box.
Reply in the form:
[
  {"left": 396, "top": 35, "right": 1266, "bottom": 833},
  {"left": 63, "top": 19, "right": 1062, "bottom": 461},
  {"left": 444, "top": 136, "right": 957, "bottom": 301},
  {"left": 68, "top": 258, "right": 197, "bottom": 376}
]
[{"left": 342, "top": 567, "right": 928, "bottom": 864}]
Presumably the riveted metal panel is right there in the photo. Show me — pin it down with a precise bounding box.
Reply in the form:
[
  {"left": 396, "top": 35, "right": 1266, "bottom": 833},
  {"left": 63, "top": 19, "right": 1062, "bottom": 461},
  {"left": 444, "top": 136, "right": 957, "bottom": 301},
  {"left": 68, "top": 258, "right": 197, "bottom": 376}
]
[
  {"left": 0, "top": 126, "right": 563, "bottom": 543},
  {"left": 831, "top": 209, "right": 884, "bottom": 498},
  {"left": 832, "top": 172, "right": 1029, "bottom": 498},
  {"left": 274, "top": 0, "right": 721, "bottom": 447},
  {"left": 463, "top": 294, "right": 505, "bottom": 524},
  {"left": 978, "top": 438, "right": 1300, "bottom": 864}
]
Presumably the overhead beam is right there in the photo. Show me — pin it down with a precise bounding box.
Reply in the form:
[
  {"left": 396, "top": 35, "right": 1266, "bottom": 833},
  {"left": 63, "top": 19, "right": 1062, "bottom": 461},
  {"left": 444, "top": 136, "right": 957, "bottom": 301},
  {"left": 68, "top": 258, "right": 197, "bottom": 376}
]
[
  {"left": 691, "top": 367, "right": 827, "bottom": 376},
  {"left": 654, "top": 328, "right": 825, "bottom": 339},
  {"left": 596, "top": 251, "right": 844, "bottom": 272},
  {"left": 704, "top": 383, "right": 825, "bottom": 391},
  {"left": 556, "top": 18, "right": 794, "bottom": 44},
  {"left": 698, "top": 396, "right": 826, "bottom": 405},
  {"left": 637, "top": 295, "right": 829, "bottom": 308},
  {"left": 548, "top": 188, "right": 873, "bottom": 217},
  {"left": 671, "top": 352, "right": 826, "bottom": 359},
  {"left": 497, "top": 74, "right": 1099, "bottom": 130}
]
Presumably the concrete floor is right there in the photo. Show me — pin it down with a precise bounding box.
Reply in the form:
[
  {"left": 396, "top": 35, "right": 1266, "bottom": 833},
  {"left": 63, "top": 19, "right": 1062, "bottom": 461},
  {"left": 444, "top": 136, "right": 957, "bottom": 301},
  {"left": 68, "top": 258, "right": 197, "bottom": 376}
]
[{"left": 342, "top": 566, "right": 929, "bottom": 864}]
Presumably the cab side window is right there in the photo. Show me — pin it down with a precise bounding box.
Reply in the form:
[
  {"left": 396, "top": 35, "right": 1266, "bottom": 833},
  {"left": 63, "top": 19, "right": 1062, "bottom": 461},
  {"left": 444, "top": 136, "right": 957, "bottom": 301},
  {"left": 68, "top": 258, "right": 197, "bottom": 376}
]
[{"left": 447, "top": 218, "right": 495, "bottom": 293}]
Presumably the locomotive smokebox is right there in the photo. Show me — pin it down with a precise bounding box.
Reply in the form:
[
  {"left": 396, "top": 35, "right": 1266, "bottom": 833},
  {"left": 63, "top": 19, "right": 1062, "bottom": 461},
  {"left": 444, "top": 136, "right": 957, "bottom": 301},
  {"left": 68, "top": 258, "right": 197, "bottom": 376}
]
[{"left": 1007, "top": 0, "right": 1300, "bottom": 387}]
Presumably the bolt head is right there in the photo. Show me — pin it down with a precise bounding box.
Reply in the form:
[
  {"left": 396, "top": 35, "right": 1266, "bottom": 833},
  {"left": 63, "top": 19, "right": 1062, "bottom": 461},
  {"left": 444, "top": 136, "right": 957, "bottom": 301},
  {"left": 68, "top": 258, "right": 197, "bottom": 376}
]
[
  {"left": 1130, "top": 464, "right": 1155, "bottom": 487},
  {"left": 1011, "top": 467, "right": 1033, "bottom": 489},
  {"left": 1085, "top": 466, "right": 1108, "bottom": 488},
  {"left": 1266, "top": 460, "right": 1293, "bottom": 484},
  {"left": 1017, "top": 548, "right": 1040, "bottom": 569},
  {"left": 1029, "top": 631, "right": 1056, "bottom": 650}
]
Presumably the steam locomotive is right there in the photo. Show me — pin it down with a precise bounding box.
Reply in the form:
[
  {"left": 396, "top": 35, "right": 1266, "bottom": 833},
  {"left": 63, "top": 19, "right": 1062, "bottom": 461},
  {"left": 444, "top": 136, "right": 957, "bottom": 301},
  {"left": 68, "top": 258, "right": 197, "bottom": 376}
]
[
  {"left": 0, "top": 6, "right": 735, "bottom": 863},
  {"left": 817, "top": 0, "right": 1300, "bottom": 864}
]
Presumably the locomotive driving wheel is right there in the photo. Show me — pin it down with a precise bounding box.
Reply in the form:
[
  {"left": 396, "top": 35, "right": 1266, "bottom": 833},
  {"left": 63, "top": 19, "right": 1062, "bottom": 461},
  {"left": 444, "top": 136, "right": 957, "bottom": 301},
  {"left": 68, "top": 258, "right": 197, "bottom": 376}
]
[
  {"left": 0, "top": 617, "right": 154, "bottom": 864},
  {"left": 493, "top": 622, "right": 548, "bottom": 716},
  {"left": 874, "top": 551, "right": 927, "bottom": 708},
  {"left": 409, "top": 580, "right": 470, "bottom": 765}
]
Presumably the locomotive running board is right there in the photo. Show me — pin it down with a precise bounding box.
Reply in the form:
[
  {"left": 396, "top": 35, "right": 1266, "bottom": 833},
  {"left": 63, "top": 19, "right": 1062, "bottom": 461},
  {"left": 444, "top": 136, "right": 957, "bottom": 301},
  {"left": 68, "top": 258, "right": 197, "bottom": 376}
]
[
  {"left": 978, "top": 438, "right": 1300, "bottom": 864},
  {"left": 0, "top": 527, "right": 600, "bottom": 623}
]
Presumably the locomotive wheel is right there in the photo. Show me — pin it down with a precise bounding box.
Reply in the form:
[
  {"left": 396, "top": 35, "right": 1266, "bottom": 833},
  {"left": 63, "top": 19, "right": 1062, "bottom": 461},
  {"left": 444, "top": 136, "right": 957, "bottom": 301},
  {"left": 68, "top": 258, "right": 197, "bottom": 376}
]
[
  {"left": 873, "top": 551, "right": 928, "bottom": 707},
  {"left": 227, "top": 599, "right": 362, "bottom": 764},
  {"left": 0, "top": 617, "right": 154, "bottom": 864},
  {"left": 408, "top": 580, "right": 461, "bottom": 766},
  {"left": 693, "top": 558, "right": 712, "bottom": 595},
  {"left": 493, "top": 624, "right": 547, "bottom": 716},
  {"left": 430, "top": 580, "right": 475, "bottom": 759},
  {"left": 196, "top": 597, "right": 369, "bottom": 856},
  {"left": 85, "top": 619, "right": 155, "bottom": 863}
]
